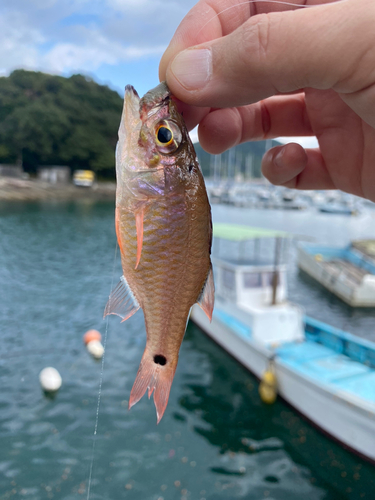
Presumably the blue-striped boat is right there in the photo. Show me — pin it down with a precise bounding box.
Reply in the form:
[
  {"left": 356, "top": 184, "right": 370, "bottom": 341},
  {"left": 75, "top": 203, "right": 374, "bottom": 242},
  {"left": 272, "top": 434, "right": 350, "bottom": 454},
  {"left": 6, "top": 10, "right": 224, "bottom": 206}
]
[{"left": 191, "top": 224, "right": 375, "bottom": 462}]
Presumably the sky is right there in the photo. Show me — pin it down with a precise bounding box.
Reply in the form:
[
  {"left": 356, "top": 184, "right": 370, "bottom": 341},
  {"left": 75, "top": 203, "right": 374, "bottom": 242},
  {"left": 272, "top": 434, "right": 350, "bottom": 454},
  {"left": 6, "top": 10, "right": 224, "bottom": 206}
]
[
  {"left": 0, "top": 0, "right": 198, "bottom": 97},
  {"left": 0, "top": 0, "right": 318, "bottom": 148}
]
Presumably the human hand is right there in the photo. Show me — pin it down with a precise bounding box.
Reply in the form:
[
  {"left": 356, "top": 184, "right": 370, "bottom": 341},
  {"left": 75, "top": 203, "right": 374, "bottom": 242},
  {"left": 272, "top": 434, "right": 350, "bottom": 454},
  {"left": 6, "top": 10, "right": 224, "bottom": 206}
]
[{"left": 159, "top": 0, "right": 375, "bottom": 201}]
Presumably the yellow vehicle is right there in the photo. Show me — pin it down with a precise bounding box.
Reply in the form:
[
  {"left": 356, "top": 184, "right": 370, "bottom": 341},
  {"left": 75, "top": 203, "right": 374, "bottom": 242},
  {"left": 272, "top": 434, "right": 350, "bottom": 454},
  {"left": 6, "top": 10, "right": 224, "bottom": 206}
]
[{"left": 73, "top": 170, "right": 95, "bottom": 187}]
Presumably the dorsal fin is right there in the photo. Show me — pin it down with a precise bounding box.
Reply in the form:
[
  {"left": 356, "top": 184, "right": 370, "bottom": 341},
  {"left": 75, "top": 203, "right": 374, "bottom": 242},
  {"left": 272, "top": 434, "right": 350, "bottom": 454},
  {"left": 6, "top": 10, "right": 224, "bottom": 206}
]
[
  {"left": 103, "top": 275, "right": 140, "bottom": 322},
  {"left": 197, "top": 265, "right": 215, "bottom": 322}
]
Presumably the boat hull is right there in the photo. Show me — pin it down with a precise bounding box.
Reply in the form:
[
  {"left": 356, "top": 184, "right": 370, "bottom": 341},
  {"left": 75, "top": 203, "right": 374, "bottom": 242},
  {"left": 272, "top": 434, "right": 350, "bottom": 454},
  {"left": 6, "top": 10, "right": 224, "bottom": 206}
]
[{"left": 191, "top": 304, "right": 375, "bottom": 463}]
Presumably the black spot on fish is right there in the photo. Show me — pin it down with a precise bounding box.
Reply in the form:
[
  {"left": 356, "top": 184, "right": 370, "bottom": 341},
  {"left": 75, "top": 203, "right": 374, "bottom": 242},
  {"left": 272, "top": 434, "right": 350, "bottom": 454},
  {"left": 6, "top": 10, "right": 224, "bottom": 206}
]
[
  {"left": 189, "top": 164, "right": 194, "bottom": 173},
  {"left": 154, "top": 354, "right": 167, "bottom": 366}
]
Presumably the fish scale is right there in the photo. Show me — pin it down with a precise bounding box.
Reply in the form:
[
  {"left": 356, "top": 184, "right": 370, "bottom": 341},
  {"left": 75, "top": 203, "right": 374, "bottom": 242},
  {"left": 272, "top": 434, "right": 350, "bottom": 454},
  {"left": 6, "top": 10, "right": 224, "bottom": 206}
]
[{"left": 104, "top": 82, "right": 214, "bottom": 422}]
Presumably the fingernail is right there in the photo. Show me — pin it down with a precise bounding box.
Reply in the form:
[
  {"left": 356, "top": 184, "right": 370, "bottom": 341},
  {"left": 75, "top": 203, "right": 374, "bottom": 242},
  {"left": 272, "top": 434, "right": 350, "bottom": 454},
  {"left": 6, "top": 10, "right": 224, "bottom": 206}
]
[
  {"left": 275, "top": 148, "right": 286, "bottom": 168},
  {"left": 170, "top": 49, "right": 212, "bottom": 90}
]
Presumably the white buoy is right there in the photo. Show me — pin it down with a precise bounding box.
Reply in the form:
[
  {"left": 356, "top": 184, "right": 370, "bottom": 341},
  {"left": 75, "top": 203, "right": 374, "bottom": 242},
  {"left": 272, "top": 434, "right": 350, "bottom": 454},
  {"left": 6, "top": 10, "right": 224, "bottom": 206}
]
[
  {"left": 86, "top": 340, "right": 104, "bottom": 359},
  {"left": 39, "top": 367, "right": 62, "bottom": 393}
]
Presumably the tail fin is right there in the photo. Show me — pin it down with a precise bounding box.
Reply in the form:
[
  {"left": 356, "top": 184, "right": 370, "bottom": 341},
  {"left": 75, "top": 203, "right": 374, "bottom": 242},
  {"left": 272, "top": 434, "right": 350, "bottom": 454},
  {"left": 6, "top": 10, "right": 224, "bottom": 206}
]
[{"left": 128, "top": 347, "right": 177, "bottom": 424}]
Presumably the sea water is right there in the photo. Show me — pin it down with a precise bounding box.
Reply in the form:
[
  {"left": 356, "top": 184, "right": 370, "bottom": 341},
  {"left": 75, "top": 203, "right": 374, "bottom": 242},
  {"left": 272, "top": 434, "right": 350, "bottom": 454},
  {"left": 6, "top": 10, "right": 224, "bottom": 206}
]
[{"left": 0, "top": 200, "right": 374, "bottom": 500}]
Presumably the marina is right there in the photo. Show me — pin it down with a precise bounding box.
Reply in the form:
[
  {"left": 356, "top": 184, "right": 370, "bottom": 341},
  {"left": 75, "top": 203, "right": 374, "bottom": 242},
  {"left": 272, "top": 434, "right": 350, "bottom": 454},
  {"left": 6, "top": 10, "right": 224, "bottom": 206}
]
[{"left": 205, "top": 180, "right": 363, "bottom": 214}]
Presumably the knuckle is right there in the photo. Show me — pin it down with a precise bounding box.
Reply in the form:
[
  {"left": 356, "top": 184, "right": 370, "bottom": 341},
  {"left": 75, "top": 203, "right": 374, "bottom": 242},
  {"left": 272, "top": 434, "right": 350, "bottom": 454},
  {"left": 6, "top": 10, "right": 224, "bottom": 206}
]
[
  {"left": 255, "top": 14, "right": 272, "bottom": 60},
  {"left": 259, "top": 100, "right": 271, "bottom": 138},
  {"left": 243, "top": 14, "right": 272, "bottom": 62}
]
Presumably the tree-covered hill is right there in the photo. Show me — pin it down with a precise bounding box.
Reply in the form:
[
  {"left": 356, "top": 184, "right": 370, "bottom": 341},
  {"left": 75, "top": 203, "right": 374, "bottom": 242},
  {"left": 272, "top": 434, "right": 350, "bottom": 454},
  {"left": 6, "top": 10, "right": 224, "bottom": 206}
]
[
  {"left": 0, "top": 70, "right": 123, "bottom": 176},
  {"left": 0, "top": 69, "right": 276, "bottom": 180}
]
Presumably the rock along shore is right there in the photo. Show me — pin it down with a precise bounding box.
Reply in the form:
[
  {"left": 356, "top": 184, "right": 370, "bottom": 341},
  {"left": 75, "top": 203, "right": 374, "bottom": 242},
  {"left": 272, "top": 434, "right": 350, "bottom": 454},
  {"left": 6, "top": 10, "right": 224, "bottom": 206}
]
[{"left": 0, "top": 177, "right": 116, "bottom": 202}]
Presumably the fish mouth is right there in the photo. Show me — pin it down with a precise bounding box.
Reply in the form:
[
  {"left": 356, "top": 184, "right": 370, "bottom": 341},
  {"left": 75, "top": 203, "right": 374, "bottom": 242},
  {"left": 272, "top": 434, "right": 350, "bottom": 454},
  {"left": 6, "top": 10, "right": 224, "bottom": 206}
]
[
  {"left": 117, "top": 82, "right": 172, "bottom": 172},
  {"left": 121, "top": 82, "right": 170, "bottom": 130},
  {"left": 124, "top": 84, "right": 140, "bottom": 115},
  {"left": 125, "top": 84, "right": 139, "bottom": 99},
  {"left": 118, "top": 84, "right": 141, "bottom": 140}
]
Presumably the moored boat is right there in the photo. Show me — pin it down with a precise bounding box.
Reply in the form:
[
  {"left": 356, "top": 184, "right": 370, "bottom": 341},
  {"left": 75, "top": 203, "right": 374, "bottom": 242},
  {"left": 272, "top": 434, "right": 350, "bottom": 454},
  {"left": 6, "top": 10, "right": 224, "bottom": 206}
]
[
  {"left": 297, "top": 241, "right": 375, "bottom": 307},
  {"left": 191, "top": 224, "right": 375, "bottom": 463},
  {"left": 318, "top": 204, "right": 357, "bottom": 215}
]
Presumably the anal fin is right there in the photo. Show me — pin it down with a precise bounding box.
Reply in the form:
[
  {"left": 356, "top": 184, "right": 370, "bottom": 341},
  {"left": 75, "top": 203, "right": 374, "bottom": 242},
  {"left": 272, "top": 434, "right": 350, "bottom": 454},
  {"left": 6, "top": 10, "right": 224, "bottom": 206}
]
[
  {"left": 197, "top": 264, "right": 215, "bottom": 322},
  {"left": 103, "top": 275, "right": 140, "bottom": 321}
]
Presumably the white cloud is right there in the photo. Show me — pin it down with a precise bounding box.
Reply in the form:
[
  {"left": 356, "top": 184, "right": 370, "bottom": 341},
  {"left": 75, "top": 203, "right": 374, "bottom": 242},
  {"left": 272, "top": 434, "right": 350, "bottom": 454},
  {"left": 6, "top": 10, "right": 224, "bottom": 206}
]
[
  {"left": 124, "top": 46, "right": 166, "bottom": 58},
  {"left": 0, "top": 0, "right": 197, "bottom": 81},
  {"left": 106, "top": 0, "right": 158, "bottom": 10},
  {"left": 42, "top": 35, "right": 166, "bottom": 73},
  {"left": 0, "top": 6, "right": 167, "bottom": 76},
  {"left": 106, "top": 0, "right": 188, "bottom": 14},
  {"left": 0, "top": 12, "right": 45, "bottom": 72}
]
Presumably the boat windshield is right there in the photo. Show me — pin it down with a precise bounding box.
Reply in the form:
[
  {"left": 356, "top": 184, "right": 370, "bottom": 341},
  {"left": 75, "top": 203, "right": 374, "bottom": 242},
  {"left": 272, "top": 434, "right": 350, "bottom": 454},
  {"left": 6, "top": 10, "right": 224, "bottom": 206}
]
[{"left": 243, "top": 272, "right": 262, "bottom": 288}]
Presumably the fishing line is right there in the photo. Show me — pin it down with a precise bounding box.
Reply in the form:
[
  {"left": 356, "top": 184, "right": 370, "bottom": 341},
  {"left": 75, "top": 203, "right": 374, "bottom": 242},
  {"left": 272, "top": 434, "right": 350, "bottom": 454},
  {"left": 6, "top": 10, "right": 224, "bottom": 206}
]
[
  {"left": 86, "top": 243, "right": 118, "bottom": 500},
  {"left": 196, "top": 0, "right": 349, "bottom": 37}
]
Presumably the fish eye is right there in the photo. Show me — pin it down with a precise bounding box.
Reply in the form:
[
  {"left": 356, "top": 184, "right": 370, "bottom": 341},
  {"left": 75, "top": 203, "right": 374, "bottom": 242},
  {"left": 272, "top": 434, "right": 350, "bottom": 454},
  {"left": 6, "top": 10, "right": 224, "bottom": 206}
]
[
  {"left": 157, "top": 126, "right": 173, "bottom": 145},
  {"left": 154, "top": 121, "right": 182, "bottom": 154}
]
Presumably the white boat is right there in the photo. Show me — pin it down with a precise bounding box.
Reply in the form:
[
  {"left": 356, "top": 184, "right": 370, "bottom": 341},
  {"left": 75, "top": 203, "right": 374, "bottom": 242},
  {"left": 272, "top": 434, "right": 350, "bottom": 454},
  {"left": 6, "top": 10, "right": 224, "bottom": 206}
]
[
  {"left": 191, "top": 224, "right": 375, "bottom": 463},
  {"left": 297, "top": 241, "right": 375, "bottom": 307},
  {"left": 318, "top": 204, "right": 357, "bottom": 215}
]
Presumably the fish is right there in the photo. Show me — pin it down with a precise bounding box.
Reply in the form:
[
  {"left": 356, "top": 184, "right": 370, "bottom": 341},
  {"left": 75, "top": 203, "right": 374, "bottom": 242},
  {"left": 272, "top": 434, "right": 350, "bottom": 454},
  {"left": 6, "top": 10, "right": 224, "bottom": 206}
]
[{"left": 104, "top": 81, "right": 214, "bottom": 423}]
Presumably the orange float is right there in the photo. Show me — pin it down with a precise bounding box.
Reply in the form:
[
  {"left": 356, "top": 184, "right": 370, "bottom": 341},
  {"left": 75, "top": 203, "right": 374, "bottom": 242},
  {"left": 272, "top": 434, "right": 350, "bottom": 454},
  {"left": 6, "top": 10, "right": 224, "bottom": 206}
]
[{"left": 83, "top": 329, "right": 102, "bottom": 345}]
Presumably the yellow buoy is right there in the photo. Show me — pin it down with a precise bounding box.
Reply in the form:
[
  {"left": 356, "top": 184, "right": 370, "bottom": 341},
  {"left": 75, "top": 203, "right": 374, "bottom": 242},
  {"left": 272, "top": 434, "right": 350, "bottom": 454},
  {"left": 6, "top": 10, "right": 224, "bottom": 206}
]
[{"left": 259, "top": 363, "right": 277, "bottom": 404}]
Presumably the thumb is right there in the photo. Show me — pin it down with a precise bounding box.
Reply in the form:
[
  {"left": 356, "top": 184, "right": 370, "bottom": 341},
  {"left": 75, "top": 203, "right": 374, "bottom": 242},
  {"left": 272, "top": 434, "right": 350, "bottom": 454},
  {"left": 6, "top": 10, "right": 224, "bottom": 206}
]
[{"left": 165, "top": 0, "right": 372, "bottom": 108}]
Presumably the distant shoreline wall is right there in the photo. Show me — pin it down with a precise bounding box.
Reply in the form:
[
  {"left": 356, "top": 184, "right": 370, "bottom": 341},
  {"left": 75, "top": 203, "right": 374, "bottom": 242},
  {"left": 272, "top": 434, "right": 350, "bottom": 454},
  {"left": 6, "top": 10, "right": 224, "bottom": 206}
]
[
  {"left": 0, "top": 178, "right": 116, "bottom": 202},
  {"left": 0, "top": 165, "right": 23, "bottom": 178}
]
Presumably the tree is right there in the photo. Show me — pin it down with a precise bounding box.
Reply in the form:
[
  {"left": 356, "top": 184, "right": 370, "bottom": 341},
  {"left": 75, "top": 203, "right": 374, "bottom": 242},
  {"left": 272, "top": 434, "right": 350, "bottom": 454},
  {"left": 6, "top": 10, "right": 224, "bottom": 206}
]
[{"left": 0, "top": 70, "right": 122, "bottom": 177}]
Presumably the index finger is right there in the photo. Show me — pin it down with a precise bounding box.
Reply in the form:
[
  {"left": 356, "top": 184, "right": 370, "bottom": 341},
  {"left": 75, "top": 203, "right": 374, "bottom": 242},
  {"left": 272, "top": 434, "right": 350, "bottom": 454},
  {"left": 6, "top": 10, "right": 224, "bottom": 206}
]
[{"left": 159, "top": 0, "right": 336, "bottom": 81}]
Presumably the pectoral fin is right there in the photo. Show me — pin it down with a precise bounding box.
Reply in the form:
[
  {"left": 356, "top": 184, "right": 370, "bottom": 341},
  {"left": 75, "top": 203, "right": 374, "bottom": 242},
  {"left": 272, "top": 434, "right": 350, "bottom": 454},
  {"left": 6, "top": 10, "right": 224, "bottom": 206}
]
[
  {"left": 115, "top": 207, "right": 125, "bottom": 257},
  {"left": 103, "top": 275, "right": 140, "bottom": 322},
  {"left": 135, "top": 207, "right": 144, "bottom": 269},
  {"left": 197, "top": 265, "right": 215, "bottom": 322}
]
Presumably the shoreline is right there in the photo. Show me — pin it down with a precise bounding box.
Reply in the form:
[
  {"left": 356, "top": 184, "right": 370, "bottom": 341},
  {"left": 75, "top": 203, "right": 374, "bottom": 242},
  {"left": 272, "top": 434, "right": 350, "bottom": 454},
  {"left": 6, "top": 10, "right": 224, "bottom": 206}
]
[{"left": 0, "top": 177, "right": 116, "bottom": 202}]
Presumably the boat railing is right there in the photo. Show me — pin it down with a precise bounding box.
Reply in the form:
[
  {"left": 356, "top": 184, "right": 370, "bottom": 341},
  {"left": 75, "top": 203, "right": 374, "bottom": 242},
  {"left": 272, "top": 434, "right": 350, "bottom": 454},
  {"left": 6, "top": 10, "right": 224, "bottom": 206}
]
[
  {"left": 300, "top": 242, "right": 375, "bottom": 275},
  {"left": 300, "top": 244, "right": 373, "bottom": 290},
  {"left": 304, "top": 316, "right": 375, "bottom": 369},
  {"left": 348, "top": 246, "right": 375, "bottom": 274}
]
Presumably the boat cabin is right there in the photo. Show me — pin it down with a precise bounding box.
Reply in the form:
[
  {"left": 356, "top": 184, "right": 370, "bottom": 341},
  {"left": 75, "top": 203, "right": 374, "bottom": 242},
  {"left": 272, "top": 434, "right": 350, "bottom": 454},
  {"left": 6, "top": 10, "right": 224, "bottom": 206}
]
[
  {"left": 214, "top": 256, "right": 288, "bottom": 308},
  {"left": 212, "top": 224, "right": 304, "bottom": 346}
]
